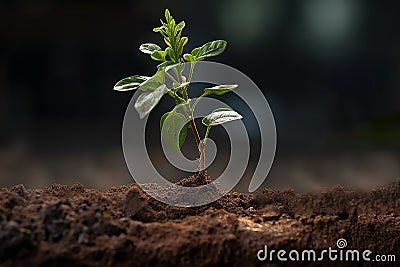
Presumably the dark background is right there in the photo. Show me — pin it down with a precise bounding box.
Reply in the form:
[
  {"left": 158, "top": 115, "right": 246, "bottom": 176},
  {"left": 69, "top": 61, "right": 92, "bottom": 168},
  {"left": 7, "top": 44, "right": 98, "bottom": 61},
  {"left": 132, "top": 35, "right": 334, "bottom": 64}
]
[{"left": 1, "top": 0, "right": 399, "bottom": 191}]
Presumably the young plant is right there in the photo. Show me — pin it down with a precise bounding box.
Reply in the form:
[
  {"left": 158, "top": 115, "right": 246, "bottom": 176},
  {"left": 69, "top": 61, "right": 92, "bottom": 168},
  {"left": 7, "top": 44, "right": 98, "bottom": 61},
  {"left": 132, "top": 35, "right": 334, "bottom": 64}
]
[{"left": 114, "top": 9, "right": 242, "bottom": 172}]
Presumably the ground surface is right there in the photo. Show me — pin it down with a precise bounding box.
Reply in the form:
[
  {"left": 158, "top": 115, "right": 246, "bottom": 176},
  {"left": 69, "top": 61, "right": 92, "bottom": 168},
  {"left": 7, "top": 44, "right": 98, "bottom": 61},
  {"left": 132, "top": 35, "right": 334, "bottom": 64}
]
[{"left": 0, "top": 173, "right": 399, "bottom": 266}]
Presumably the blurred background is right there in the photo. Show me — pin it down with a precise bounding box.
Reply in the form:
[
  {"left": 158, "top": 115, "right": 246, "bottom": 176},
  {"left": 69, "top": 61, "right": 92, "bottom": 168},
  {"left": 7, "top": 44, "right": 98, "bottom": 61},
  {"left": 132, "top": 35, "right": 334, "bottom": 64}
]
[{"left": 0, "top": 0, "right": 399, "bottom": 191}]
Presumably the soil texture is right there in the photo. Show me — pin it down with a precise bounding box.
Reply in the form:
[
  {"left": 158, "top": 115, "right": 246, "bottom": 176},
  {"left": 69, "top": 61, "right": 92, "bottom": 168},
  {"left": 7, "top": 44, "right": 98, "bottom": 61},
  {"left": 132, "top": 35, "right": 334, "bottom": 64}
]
[{"left": 0, "top": 172, "right": 399, "bottom": 266}]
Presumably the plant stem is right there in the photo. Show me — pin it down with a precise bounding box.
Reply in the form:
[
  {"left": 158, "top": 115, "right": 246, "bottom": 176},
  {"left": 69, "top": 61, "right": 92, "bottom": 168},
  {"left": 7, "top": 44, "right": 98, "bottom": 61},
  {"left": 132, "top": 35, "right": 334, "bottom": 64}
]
[
  {"left": 180, "top": 62, "right": 205, "bottom": 172},
  {"left": 192, "top": 93, "right": 206, "bottom": 110},
  {"left": 167, "top": 89, "right": 185, "bottom": 104},
  {"left": 204, "top": 126, "right": 211, "bottom": 145},
  {"left": 188, "top": 116, "right": 205, "bottom": 171},
  {"left": 182, "top": 88, "right": 189, "bottom": 100},
  {"left": 181, "top": 62, "right": 195, "bottom": 101},
  {"left": 165, "top": 71, "right": 178, "bottom": 84}
]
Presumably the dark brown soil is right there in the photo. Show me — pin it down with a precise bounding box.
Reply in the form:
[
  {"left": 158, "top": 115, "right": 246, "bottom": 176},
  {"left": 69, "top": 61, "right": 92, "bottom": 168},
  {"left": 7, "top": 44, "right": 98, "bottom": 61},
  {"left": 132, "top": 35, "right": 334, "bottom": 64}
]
[{"left": 0, "top": 173, "right": 399, "bottom": 266}]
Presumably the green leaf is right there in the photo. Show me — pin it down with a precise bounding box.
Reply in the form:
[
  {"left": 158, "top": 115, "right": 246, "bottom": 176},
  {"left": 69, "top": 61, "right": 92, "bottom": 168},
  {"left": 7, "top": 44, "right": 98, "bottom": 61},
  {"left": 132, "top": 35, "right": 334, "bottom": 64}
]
[
  {"left": 157, "top": 61, "right": 175, "bottom": 70},
  {"left": 164, "top": 38, "right": 171, "bottom": 47},
  {"left": 165, "top": 47, "right": 176, "bottom": 62},
  {"left": 191, "top": 47, "right": 201, "bottom": 57},
  {"left": 204, "top": 84, "right": 238, "bottom": 96},
  {"left": 113, "top": 75, "right": 150, "bottom": 91},
  {"left": 192, "top": 40, "right": 227, "bottom": 61},
  {"left": 134, "top": 84, "right": 168, "bottom": 119},
  {"left": 177, "top": 37, "right": 188, "bottom": 56},
  {"left": 165, "top": 62, "right": 184, "bottom": 73},
  {"left": 202, "top": 108, "right": 243, "bottom": 127},
  {"left": 161, "top": 111, "right": 188, "bottom": 151},
  {"left": 151, "top": 50, "right": 167, "bottom": 61},
  {"left": 169, "top": 18, "right": 176, "bottom": 28},
  {"left": 165, "top": 9, "right": 172, "bottom": 22},
  {"left": 153, "top": 26, "right": 164, "bottom": 33},
  {"left": 176, "top": 21, "right": 185, "bottom": 31},
  {"left": 183, "top": 53, "right": 195, "bottom": 62},
  {"left": 138, "top": 70, "right": 165, "bottom": 91},
  {"left": 160, "top": 112, "right": 170, "bottom": 130},
  {"left": 165, "top": 63, "right": 185, "bottom": 83},
  {"left": 179, "top": 123, "right": 188, "bottom": 148},
  {"left": 139, "top": 43, "right": 161, "bottom": 54}
]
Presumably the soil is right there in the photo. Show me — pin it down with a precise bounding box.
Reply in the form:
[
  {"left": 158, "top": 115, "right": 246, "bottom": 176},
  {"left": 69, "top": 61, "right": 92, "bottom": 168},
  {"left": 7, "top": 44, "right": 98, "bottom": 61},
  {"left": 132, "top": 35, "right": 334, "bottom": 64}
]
[{"left": 0, "top": 172, "right": 399, "bottom": 266}]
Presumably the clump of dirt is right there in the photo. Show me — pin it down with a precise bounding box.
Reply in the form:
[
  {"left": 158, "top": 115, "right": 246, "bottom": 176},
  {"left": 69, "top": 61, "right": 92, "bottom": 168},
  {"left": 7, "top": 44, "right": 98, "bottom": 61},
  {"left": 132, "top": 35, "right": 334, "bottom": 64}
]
[
  {"left": 0, "top": 176, "right": 399, "bottom": 267},
  {"left": 137, "top": 171, "right": 224, "bottom": 210},
  {"left": 175, "top": 171, "right": 214, "bottom": 187}
]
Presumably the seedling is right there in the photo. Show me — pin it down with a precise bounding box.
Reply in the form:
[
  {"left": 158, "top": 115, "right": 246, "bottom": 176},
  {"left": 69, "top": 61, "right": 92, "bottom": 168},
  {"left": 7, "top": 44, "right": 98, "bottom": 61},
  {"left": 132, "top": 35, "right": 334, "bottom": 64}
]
[{"left": 114, "top": 9, "right": 242, "bottom": 171}]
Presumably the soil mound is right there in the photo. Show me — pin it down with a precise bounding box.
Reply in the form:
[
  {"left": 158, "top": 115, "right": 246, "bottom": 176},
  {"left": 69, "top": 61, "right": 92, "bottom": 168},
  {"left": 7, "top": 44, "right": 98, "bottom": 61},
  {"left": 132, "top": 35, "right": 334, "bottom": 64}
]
[{"left": 0, "top": 178, "right": 399, "bottom": 266}]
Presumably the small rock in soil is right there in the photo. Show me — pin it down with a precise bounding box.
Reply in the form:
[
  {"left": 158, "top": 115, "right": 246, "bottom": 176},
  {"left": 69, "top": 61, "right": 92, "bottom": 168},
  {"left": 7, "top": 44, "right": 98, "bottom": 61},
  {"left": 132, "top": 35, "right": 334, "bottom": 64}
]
[{"left": 124, "top": 185, "right": 151, "bottom": 218}]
